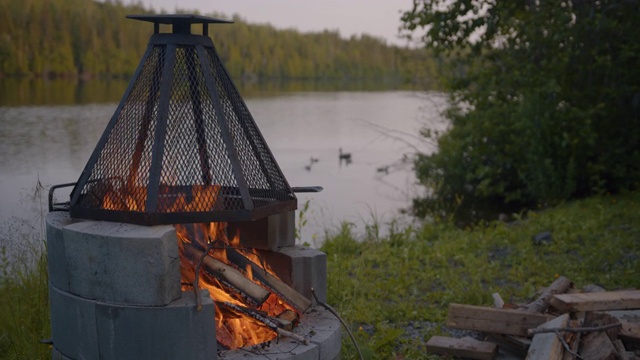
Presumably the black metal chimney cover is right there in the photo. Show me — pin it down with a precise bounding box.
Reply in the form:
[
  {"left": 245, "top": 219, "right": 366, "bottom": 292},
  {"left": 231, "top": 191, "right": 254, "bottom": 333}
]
[{"left": 69, "top": 15, "right": 296, "bottom": 226}]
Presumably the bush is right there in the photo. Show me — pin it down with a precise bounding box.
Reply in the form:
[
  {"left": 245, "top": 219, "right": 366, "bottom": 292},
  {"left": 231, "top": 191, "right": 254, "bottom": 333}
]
[{"left": 403, "top": 1, "right": 640, "bottom": 218}]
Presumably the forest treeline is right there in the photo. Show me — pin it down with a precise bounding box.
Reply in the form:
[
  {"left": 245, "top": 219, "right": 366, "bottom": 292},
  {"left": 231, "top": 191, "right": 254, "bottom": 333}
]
[{"left": 0, "top": 0, "right": 433, "bottom": 83}]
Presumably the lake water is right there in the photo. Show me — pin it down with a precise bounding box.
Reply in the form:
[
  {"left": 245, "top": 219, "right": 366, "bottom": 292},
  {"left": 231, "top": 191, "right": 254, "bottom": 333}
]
[{"left": 0, "top": 80, "right": 447, "bottom": 256}]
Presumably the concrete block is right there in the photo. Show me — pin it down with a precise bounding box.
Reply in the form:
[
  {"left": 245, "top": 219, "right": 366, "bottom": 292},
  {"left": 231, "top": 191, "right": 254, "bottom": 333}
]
[
  {"left": 50, "top": 284, "right": 99, "bottom": 360},
  {"left": 223, "top": 338, "right": 319, "bottom": 360},
  {"left": 260, "top": 246, "right": 327, "bottom": 303},
  {"left": 46, "top": 212, "right": 80, "bottom": 292},
  {"left": 50, "top": 286, "right": 216, "bottom": 360},
  {"left": 229, "top": 210, "right": 295, "bottom": 250},
  {"left": 301, "top": 307, "right": 342, "bottom": 360},
  {"left": 94, "top": 290, "right": 216, "bottom": 360},
  {"left": 222, "top": 306, "right": 340, "bottom": 360},
  {"left": 51, "top": 347, "right": 74, "bottom": 360},
  {"left": 61, "top": 219, "right": 180, "bottom": 305}
]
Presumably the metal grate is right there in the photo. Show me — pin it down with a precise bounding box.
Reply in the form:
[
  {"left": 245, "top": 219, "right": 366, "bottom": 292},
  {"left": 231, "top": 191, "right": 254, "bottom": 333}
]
[{"left": 69, "top": 15, "right": 296, "bottom": 225}]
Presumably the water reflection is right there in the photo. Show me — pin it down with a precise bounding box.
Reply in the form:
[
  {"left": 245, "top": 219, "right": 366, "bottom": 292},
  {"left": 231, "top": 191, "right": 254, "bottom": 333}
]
[
  {"left": 0, "top": 80, "right": 447, "bottom": 259},
  {"left": 0, "top": 77, "right": 419, "bottom": 107}
]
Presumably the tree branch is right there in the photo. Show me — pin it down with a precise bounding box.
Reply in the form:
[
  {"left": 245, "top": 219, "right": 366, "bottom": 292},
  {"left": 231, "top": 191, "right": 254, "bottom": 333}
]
[{"left": 527, "top": 322, "right": 621, "bottom": 336}]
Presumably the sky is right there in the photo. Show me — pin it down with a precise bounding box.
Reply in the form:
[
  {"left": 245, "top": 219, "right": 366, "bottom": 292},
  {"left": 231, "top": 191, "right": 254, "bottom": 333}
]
[{"left": 129, "top": 0, "right": 415, "bottom": 46}]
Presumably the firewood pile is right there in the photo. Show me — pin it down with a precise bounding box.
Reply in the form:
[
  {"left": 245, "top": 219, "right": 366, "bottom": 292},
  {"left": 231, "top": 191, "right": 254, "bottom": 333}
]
[{"left": 426, "top": 276, "right": 640, "bottom": 359}]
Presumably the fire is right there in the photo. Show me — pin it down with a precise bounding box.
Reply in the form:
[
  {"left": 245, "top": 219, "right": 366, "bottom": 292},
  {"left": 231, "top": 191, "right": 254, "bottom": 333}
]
[
  {"left": 101, "top": 184, "right": 299, "bottom": 350},
  {"left": 176, "top": 222, "right": 297, "bottom": 349}
]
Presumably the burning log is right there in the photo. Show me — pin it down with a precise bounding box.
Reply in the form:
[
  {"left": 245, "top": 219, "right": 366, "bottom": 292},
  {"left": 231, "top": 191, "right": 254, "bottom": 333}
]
[
  {"left": 219, "top": 301, "right": 310, "bottom": 345},
  {"left": 184, "top": 245, "right": 271, "bottom": 306},
  {"left": 226, "top": 248, "right": 312, "bottom": 312}
]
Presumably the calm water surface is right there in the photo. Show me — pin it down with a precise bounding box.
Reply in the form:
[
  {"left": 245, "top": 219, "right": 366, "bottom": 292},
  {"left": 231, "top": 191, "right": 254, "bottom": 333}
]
[{"left": 0, "top": 85, "right": 447, "bottom": 255}]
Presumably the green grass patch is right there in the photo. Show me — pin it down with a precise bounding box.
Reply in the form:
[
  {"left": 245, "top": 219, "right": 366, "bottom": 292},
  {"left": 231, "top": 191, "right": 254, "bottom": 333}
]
[
  {"left": 0, "top": 225, "right": 50, "bottom": 360},
  {"left": 0, "top": 192, "right": 638, "bottom": 359},
  {"left": 322, "top": 191, "right": 640, "bottom": 359}
]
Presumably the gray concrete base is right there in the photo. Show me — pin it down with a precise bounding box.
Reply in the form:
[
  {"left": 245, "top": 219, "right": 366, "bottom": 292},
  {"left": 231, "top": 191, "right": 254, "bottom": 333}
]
[
  {"left": 46, "top": 212, "right": 181, "bottom": 305},
  {"left": 222, "top": 305, "right": 341, "bottom": 360},
  {"left": 50, "top": 285, "right": 216, "bottom": 360},
  {"left": 229, "top": 210, "right": 296, "bottom": 250},
  {"left": 260, "top": 246, "right": 328, "bottom": 303}
]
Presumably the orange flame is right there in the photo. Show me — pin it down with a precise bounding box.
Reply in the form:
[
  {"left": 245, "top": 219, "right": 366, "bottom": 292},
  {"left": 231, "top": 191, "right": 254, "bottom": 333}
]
[{"left": 101, "top": 184, "right": 297, "bottom": 350}]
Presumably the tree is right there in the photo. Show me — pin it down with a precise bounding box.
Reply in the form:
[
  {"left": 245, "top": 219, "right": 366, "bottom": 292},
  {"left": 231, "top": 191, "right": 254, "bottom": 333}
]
[{"left": 402, "top": 0, "right": 640, "bottom": 219}]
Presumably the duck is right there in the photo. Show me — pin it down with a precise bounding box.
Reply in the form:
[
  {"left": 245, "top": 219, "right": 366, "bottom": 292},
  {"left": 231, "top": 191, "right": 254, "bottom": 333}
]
[
  {"left": 339, "top": 148, "right": 352, "bottom": 162},
  {"left": 310, "top": 157, "right": 319, "bottom": 164}
]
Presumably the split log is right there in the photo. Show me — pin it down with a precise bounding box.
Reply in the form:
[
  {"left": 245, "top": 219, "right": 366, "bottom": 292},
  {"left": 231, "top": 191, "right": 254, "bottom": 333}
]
[
  {"left": 580, "top": 330, "right": 617, "bottom": 360},
  {"left": 525, "top": 314, "right": 569, "bottom": 360},
  {"left": 550, "top": 290, "right": 640, "bottom": 312},
  {"left": 185, "top": 246, "right": 270, "bottom": 306},
  {"left": 605, "top": 310, "right": 640, "bottom": 350},
  {"left": 447, "top": 303, "right": 550, "bottom": 337},
  {"left": 613, "top": 339, "right": 631, "bottom": 360},
  {"left": 219, "top": 301, "right": 310, "bottom": 345},
  {"left": 524, "top": 276, "right": 572, "bottom": 313},
  {"left": 585, "top": 312, "right": 621, "bottom": 342},
  {"left": 277, "top": 309, "right": 299, "bottom": 326},
  {"left": 226, "top": 248, "right": 311, "bottom": 312},
  {"left": 425, "top": 336, "right": 498, "bottom": 360},
  {"left": 618, "top": 319, "right": 640, "bottom": 350},
  {"left": 562, "top": 313, "right": 585, "bottom": 360}
]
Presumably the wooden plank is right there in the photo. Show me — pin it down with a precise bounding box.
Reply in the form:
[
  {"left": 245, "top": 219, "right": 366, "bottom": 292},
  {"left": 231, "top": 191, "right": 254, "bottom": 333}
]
[
  {"left": 550, "top": 290, "right": 640, "bottom": 312},
  {"left": 488, "top": 334, "right": 531, "bottom": 357},
  {"left": 580, "top": 330, "right": 617, "bottom": 360},
  {"left": 525, "top": 314, "right": 569, "bottom": 360},
  {"left": 426, "top": 336, "right": 497, "bottom": 360},
  {"left": 447, "top": 304, "right": 550, "bottom": 337}
]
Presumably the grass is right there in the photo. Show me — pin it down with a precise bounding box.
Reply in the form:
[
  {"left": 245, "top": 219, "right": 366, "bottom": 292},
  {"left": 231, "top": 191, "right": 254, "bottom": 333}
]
[
  {"left": 0, "top": 191, "right": 638, "bottom": 359},
  {"left": 0, "top": 222, "right": 50, "bottom": 360},
  {"left": 321, "top": 191, "right": 640, "bottom": 359}
]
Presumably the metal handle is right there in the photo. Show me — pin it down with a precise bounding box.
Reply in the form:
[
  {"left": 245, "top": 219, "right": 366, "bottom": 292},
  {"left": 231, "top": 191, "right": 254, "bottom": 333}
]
[
  {"left": 48, "top": 183, "right": 76, "bottom": 212},
  {"left": 291, "top": 186, "right": 323, "bottom": 193}
]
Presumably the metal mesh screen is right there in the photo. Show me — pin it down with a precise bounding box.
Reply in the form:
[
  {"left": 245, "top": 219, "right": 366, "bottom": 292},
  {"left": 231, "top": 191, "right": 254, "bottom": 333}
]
[
  {"left": 70, "top": 35, "right": 295, "bottom": 225},
  {"left": 75, "top": 45, "right": 165, "bottom": 212}
]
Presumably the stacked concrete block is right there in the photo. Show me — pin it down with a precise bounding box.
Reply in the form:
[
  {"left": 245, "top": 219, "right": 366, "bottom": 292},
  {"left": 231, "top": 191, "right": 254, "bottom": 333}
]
[
  {"left": 229, "top": 210, "right": 296, "bottom": 250},
  {"left": 46, "top": 212, "right": 216, "bottom": 360},
  {"left": 260, "top": 246, "right": 328, "bottom": 303},
  {"left": 223, "top": 306, "right": 341, "bottom": 360},
  {"left": 46, "top": 210, "right": 338, "bottom": 360}
]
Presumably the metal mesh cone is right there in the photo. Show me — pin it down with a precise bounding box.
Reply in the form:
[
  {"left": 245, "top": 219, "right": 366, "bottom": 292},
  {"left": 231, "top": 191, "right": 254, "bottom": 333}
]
[{"left": 70, "top": 29, "right": 295, "bottom": 225}]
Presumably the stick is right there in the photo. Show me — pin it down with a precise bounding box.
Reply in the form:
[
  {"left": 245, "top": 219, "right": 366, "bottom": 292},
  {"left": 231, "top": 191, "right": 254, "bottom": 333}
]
[
  {"left": 192, "top": 241, "right": 215, "bottom": 311},
  {"left": 220, "top": 301, "right": 310, "bottom": 345},
  {"left": 527, "top": 322, "right": 621, "bottom": 336},
  {"left": 311, "top": 287, "right": 364, "bottom": 360},
  {"left": 555, "top": 330, "right": 582, "bottom": 359}
]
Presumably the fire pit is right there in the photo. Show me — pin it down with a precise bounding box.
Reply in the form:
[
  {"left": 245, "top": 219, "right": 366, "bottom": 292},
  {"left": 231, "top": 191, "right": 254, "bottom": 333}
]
[{"left": 47, "top": 14, "right": 340, "bottom": 360}]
